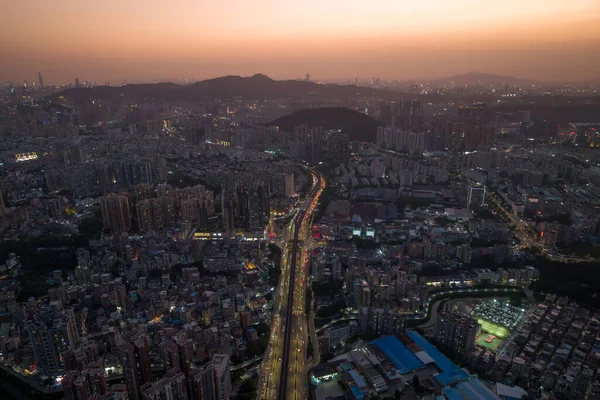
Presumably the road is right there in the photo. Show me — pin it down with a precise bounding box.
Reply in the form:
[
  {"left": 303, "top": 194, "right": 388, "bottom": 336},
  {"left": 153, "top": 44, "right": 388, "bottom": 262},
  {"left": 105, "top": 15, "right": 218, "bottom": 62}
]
[
  {"left": 258, "top": 169, "right": 324, "bottom": 400},
  {"left": 282, "top": 171, "right": 324, "bottom": 400},
  {"left": 418, "top": 296, "right": 510, "bottom": 331},
  {"left": 310, "top": 287, "right": 523, "bottom": 350},
  {"left": 487, "top": 189, "right": 594, "bottom": 263},
  {"left": 231, "top": 356, "right": 262, "bottom": 372}
]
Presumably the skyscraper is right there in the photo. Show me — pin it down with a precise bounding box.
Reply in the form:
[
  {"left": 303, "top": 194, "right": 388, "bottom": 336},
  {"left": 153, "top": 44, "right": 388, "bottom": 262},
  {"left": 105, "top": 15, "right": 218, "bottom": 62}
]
[
  {"left": 159, "top": 341, "right": 180, "bottom": 372},
  {"left": 248, "top": 181, "right": 270, "bottom": 230},
  {"left": 62, "top": 362, "right": 107, "bottom": 400},
  {"left": 295, "top": 124, "right": 323, "bottom": 164},
  {"left": 361, "top": 285, "right": 371, "bottom": 308},
  {"left": 86, "top": 360, "right": 107, "bottom": 395},
  {"left": 284, "top": 173, "right": 295, "bottom": 197},
  {"left": 180, "top": 198, "right": 210, "bottom": 229},
  {"left": 234, "top": 185, "right": 250, "bottom": 229},
  {"left": 100, "top": 193, "right": 132, "bottom": 233},
  {"left": 212, "top": 354, "right": 232, "bottom": 400},
  {"left": 75, "top": 78, "right": 81, "bottom": 88},
  {"left": 133, "top": 335, "right": 153, "bottom": 384},
  {"left": 327, "top": 132, "right": 350, "bottom": 163},
  {"left": 376, "top": 127, "right": 425, "bottom": 155},
  {"left": 118, "top": 341, "right": 140, "bottom": 400},
  {"left": 458, "top": 102, "right": 487, "bottom": 122},
  {"left": 136, "top": 200, "right": 154, "bottom": 232},
  {"left": 192, "top": 364, "right": 216, "bottom": 400},
  {"left": 191, "top": 354, "right": 231, "bottom": 400},
  {"left": 462, "top": 123, "right": 496, "bottom": 152},
  {"left": 305, "top": 73, "right": 311, "bottom": 82},
  {"left": 38, "top": 72, "right": 44, "bottom": 89},
  {"left": 76, "top": 248, "right": 91, "bottom": 268},
  {"left": 135, "top": 183, "right": 152, "bottom": 202},
  {"left": 141, "top": 368, "right": 187, "bottom": 400},
  {"left": 62, "top": 370, "right": 88, "bottom": 400},
  {"left": 434, "top": 311, "right": 480, "bottom": 355},
  {"left": 118, "top": 335, "right": 153, "bottom": 400},
  {"left": 222, "top": 195, "right": 235, "bottom": 237},
  {"left": 174, "top": 332, "right": 192, "bottom": 380},
  {"left": 27, "top": 309, "right": 80, "bottom": 376}
]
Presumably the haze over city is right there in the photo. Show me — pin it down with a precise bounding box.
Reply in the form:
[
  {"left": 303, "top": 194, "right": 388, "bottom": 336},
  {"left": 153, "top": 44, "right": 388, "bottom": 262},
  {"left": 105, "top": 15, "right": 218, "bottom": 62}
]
[
  {"left": 3, "top": 2, "right": 600, "bottom": 400},
  {"left": 2, "top": 0, "right": 600, "bottom": 84}
]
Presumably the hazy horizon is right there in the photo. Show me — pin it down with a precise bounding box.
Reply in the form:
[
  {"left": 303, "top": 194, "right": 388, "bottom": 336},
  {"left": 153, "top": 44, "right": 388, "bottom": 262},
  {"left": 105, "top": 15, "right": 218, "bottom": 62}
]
[{"left": 2, "top": 0, "right": 599, "bottom": 85}]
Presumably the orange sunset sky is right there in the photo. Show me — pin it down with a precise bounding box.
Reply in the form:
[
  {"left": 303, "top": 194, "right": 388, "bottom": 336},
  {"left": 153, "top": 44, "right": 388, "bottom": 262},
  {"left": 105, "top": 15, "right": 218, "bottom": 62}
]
[{"left": 1, "top": 0, "right": 599, "bottom": 84}]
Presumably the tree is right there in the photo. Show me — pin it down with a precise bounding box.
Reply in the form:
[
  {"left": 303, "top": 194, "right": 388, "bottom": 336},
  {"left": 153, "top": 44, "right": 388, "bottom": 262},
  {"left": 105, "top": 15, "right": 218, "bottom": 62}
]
[
  {"left": 256, "top": 323, "right": 270, "bottom": 336},
  {"left": 268, "top": 243, "right": 282, "bottom": 259},
  {"left": 267, "top": 244, "right": 282, "bottom": 286},
  {"left": 322, "top": 351, "right": 334, "bottom": 362},
  {"left": 237, "top": 379, "right": 257, "bottom": 400},
  {"left": 245, "top": 341, "right": 261, "bottom": 358},
  {"left": 312, "top": 280, "right": 343, "bottom": 296},
  {"left": 475, "top": 209, "right": 496, "bottom": 220},
  {"left": 412, "top": 374, "right": 420, "bottom": 388},
  {"left": 258, "top": 335, "right": 269, "bottom": 352},
  {"left": 305, "top": 289, "right": 312, "bottom": 315},
  {"left": 316, "top": 299, "right": 346, "bottom": 318},
  {"left": 77, "top": 209, "right": 103, "bottom": 238}
]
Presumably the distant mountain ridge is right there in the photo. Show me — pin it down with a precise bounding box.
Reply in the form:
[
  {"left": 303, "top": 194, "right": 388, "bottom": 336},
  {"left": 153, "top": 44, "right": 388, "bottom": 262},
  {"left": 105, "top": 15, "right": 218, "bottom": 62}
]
[
  {"left": 51, "top": 72, "right": 596, "bottom": 105},
  {"left": 52, "top": 73, "right": 402, "bottom": 102},
  {"left": 268, "top": 107, "right": 383, "bottom": 142}
]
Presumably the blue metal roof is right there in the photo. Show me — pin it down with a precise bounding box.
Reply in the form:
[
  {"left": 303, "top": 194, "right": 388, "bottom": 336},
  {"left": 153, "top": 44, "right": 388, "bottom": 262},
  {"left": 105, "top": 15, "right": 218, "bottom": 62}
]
[
  {"left": 348, "top": 369, "right": 367, "bottom": 389},
  {"left": 406, "top": 331, "right": 469, "bottom": 386},
  {"left": 456, "top": 379, "right": 500, "bottom": 400},
  {"left": 443, "top": 387, "right": 465, "bottom": 400},
  {"left": 437, "top": 370, "right": 469, "bottom": 387},
  {"left": 441, "top": 380, "right": 501, "bottom": 400},
  {"left": 372, "top": 335, "right": 424, "bottom": 373},
  {"left": 350, "top": 386, "right": 364, "bottom": 400}
]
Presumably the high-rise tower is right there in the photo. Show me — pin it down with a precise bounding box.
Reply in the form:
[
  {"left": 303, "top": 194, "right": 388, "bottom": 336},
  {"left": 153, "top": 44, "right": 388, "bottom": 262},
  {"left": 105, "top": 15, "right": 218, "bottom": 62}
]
[
  {"left": 100, "top": 193, "right": 132, "bottom": 233},
  {"left": 27, "top": 309, "right": 80, "bottom": 376}
]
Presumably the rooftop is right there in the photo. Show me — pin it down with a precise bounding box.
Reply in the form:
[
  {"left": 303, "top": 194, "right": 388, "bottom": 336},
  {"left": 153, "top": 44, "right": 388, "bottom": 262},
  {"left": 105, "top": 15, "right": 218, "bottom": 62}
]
[
  {"left": 372, "top": 335, "right": 424, "bottom": 374},
  {"left": 406, "top": 331, "right": 470, "bottom": 386}
]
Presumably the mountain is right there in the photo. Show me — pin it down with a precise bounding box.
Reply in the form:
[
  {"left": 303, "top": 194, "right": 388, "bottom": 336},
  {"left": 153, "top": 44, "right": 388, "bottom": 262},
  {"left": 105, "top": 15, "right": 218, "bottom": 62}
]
[
  {"left": 52, "top": 74, "right": 404, "bottom": 102},
  {"left": 268, "top": 107, "right": 384, "bottom": 142},
  {"left": 51, "top": 72, "right": 592, "bottom": 108},
  {"left": 429, "top": 71, "right": 539, "bottom": 86}
]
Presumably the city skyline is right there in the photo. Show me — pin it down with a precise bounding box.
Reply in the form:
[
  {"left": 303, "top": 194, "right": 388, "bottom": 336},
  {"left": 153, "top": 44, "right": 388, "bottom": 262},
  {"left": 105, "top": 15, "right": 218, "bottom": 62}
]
[
  {"left": 2, "top": 0, "right": 599, "bottom": 84},
  {"left": 2, "top": 2, "right": 600, "bottom": 400}
]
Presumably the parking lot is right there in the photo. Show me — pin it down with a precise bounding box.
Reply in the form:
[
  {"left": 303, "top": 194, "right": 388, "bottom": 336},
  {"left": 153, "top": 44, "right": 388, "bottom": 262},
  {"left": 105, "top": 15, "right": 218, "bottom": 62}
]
[{"left": 470, "top": 299, "right": 525, "bottom": 330}]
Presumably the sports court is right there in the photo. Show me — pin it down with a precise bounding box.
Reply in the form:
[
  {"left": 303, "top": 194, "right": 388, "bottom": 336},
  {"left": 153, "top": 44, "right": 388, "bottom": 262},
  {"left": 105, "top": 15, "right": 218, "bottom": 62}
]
[
  {"left": 477, "top": 319, "right": 510, "bottom": 339},
  {"left": 475, "top": 332, "right": 503, "bottom": 352}
]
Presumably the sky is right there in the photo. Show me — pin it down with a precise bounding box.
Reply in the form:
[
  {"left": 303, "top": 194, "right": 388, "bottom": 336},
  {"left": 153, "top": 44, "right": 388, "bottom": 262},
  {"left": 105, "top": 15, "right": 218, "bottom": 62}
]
[{"left": 1, "top": 0, "right": 599, "bottom": 85}]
